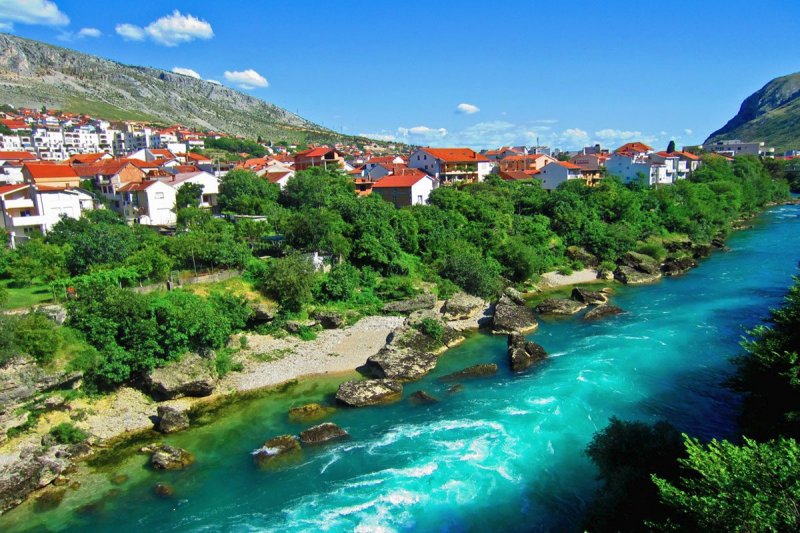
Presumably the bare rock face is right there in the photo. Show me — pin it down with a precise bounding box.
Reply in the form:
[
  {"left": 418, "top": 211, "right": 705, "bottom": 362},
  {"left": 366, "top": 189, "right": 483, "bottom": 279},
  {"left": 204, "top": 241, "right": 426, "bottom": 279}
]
[
  {"left": 507, "top": 333, "right": 548, "bottom": 373},
  {"left": 619, "top": 251, "right": 662, "bottom": 275},
  {"left": 663, "top": 257, "right": 698, "bottom": 276},
  {"left": 148, "top": 444, "right": 195, "bottom": 471},
  {"left": 314, "top": 311, "right": 344, "bottom": 329},
  {"left": 335, "top": 379, "right": 403, "bottom": 407},
  {"left": 442, "top": 292, "right": 486, "bottom": 320},
  {"left": 382, "top": 293, "right": 437, "bottom": 314},
  {"left": 145, "top": 353, "right": 217, "bottom": 400},
  {"left": 584, "top": 304, "right": 626, "bottom": 320},
  {"left": 614, "top": 266, "right": 662, "bottom": 285},
  {"left": 299, "top": 423, "right": 349, "bottom": 445},
  {"left": 493, "top": 302, "right": 538, "bottom": 334},
  {"left": 156, "top": 405, "right": 189, "bottom": 434},
  {"left": 536, "top": 298, "right": 588, "bottom": 315},
  {"left": 0, "top": 444, "right": 73, "bottom": 514},
  {"left": 252, "top": 304, "right": 275, "bottom": 322},
  {"left": 288, "top": 403, "right": 336, "bottom": 424},
  {"left": 571, "top": 287, "right": 608, "bottom": 305},
  {"left": 367, "top": 346, "right": 438, "bottom": 382},
  {"left": 252, "top": 435, "right": 302, "bottom": 467},
  {"left": 438, "top": 364, "right": 498, "bottom": 382}
]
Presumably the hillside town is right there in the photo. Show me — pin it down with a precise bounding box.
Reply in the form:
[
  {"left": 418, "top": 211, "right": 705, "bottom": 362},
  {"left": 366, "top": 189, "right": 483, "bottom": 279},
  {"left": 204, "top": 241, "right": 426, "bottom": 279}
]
[{"left": 0, "top": 104, "right": 787, "bottom": 249}]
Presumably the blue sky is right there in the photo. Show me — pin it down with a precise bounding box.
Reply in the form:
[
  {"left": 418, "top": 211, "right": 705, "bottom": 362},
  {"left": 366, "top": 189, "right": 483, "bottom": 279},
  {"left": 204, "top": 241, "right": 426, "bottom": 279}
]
[{"left": 1, "top": 0, "right": 799, "bottom": 150}]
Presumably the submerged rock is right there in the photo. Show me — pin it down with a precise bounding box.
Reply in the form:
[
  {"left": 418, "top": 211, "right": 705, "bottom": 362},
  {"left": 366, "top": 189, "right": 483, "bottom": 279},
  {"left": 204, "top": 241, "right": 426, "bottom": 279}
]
[
  {"left": 446, "top": 384, "right": 464, "bottom": 395},
  {"left": 439, "top": 364, "right": 498, "bottom": 382},
  {"left": 252, "top": 435, "right": 302, "bottom": 467},
  {"left": 367, "top": 346, "right": 438, "bottom": 382},
  {"left": 507, "top": 332, "right": 548, "bottom": 373},
  {"left": 299, "top": 423, "right": 349, "bottom": 445},
  {"left": 493, "top": 302, "right": 538, "bottom": 334},
  {"left": 148, "top": 444, "right": 195, "bottom": 471},
  {"left": 156, "top": 405, "right": 189, "bottom": 433},
  {"left": 536, "top": 298, "right": 587, "bottom": 315},
  {"left": 408, "top": 391, "right": 440, "bottom": 405},
  {"left": 145, "top": 353, "right": 217, "bottom": 400},
  {"left": 571, "top": 287, "right": 608, "bottom": 305},
  {"left": 335, "top": 379, "right": 404, "bottom": 407},
  {"left": 153, "top": 483, "right": 175, "bottom": 498},
  {"left": 662, "top": 257, "right": 698, "bottom": 276},
  {"left": 33, "top": 488, "right": 66, "bottom": 512},
  {"left": 584, "top": 304, "right": 626, "bottom": 320},
  {"left": 288, "top": 403, "right": 336, "bottom": 424},
  {"left": 382, "top": 293, "right": 437, "bottom": 314},
  {"left": 614, "top": 266, "right": 661, "bottom": 285},
  {"left": 110, "top": 474, "right": 128, "bottom": 486}
]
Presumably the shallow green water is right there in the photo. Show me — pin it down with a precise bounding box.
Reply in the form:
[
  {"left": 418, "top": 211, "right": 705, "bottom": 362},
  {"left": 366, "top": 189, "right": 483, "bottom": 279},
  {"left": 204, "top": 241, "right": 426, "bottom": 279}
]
[{"left": 6, "top": 205, "right": 800, "bottom": 533}]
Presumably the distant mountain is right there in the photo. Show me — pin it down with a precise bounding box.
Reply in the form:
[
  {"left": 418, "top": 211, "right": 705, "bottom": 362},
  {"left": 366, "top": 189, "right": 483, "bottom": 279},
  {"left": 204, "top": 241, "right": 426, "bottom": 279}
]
[
  {"left": 0, "top": 33, "right": 362, "bottom": 145},
  {"left": 706, "top": 72, "right": 800, "bottom": 152}
]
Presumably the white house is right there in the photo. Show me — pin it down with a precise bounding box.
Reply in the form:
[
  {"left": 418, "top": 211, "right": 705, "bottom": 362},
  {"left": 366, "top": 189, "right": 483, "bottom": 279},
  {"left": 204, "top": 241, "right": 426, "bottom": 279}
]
[
  {"left": 0, "top": 184, "right": 93, "bottom": 247},
  {"left": 371, "top": 170, "right": 438, "bottom": 207},
  {"left": 266, "top": 170, "right": 295, "bottom": 190},
  {"left": 169, "top": 171, "right": 220, "bottom": 209},
  {"left": 408, "top": 148, "right": 493, "bottom": 183},
  {"left": 702, "top": 140, "right": 774, "bottom": 158},
  {"left": 538, "top": 161, "right": 586, "bottom": 190},
  {"left": 117, "top": 180, "right": 177, "bottom": 226},
  {"left": 606, "top": 153, "right": 670, "bottom": 186}
]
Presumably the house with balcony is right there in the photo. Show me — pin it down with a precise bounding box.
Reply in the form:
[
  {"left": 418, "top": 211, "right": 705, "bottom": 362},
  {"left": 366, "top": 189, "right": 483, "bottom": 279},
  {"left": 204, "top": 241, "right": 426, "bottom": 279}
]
[
  {"left": 116, "top": 180, "right": 177, "bottom": 226},
  {"left": 372, "top": 169, "right": 438, "bottom": 207},
  {"left": 606, "top": 153, "right": 671, "bottom": 186},
  {"left": 483, "top": 147, "right": 522, "bottom": 161},
  {"left": 499, "top": 153, "right": 556, "bottom": 173},
  {"left": 0, "top": 183, "right": 93, "bottom": 247},
  {"left": 408, "top": 148, "right": 493, "bottom": 183},
  {"left": 0, "top": 152, "right": 39, "bottom": 184},
  {"left": 294, "top": 148, "right": 345, "bottom": 171},
  {"left": 538, "top": 161, "right": 585, "bottom": 190},
  {"left": 74, "top": 160, "right": 146, "bottom": 212},
  {"left": 169, "top": 171, "right": 220, "bottom": 209}
]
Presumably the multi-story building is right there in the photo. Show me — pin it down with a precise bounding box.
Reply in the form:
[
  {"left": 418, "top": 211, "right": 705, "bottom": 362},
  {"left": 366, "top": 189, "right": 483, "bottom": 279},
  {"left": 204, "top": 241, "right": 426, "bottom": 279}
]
[
  {"left": 499, "top": 153, "right": 556, "bottom": 173},
  {"left": 408, "top": 148, "right": 493, "bottom": 183},
  {"left": 294, "top": 148, "right": 346, "bottom": 171},
  {"left": 702, "top": 140, "right": 775, "bottom": 158},
  {"left": 538, "top": 161, "right": 585, "bottom": 190}
]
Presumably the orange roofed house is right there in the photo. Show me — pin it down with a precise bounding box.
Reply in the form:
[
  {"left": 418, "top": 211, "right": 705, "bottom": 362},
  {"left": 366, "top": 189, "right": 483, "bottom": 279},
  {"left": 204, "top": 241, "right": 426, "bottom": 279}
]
[
  {"left": 371, "top": 169, "right": 438, "bottom": 208},
  {"left": 22, "top": 163, "right": 81, "bottom": 189},
  {"left": 294, "top": 148, "right": 345, "bottom": 171},
  {"left": 408, "top": 148, "right": 494, "bottom": 183}
]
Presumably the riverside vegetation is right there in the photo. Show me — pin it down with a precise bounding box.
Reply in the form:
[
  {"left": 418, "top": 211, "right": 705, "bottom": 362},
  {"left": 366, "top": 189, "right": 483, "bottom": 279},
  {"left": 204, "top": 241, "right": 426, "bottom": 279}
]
[{"left": 0, "top": 153, "right": 790, "bottom": 514}]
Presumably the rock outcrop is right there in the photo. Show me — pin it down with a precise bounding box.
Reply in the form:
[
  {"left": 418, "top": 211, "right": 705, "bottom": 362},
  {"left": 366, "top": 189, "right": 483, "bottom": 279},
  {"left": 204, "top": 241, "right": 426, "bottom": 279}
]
[
  {"left": 614, "top": 266, "right": 661, "bottom": 285},
  {"left": 366, "top": 346, "right": 438, "bottom": 382},
  {"left": 507, "top": 333, "right": 548, "bottom": 372},
  {"left": 566, "top": 246, "right": 599, "bottom": 267},
  {"left": 148, "top": 444, "right": 195, "bottom": 470},
  {"left": 493, "top": 301, "right": 538, "bottom": 334},
  {"left": 584, "top": 304, "right": 626, "bottom": 320},
  {"left": 571, "top": 287, "right": 608, "bottom": 304},
  {"left": 439, "top": 364, "right": 498, "bottom": 382},
  {"left": 408, "top": 391, "right": 440, "bottom": 405},
  {"left": 536, "top": 298, "right": 587, "bottom": 315},
  {"left": 382, "top": 293, "right": 437, "bottom": 314},
  {"left": 156, "top": 405, "right": 189, "bottom": 434},
  {"left": 0, "top": 444, "right": 74, "bottom": 514},
  {"left": 288, "top": 403, "right": 336, "bottom": 424},
  {"left": 335, "top": 379, "right": 404, "bottom": 407},
  {"left": 662, "top": 257, "right": 699, "bottom": 276},
  {"left": 299, "top": 423, "right": 349, "bottom": 445},
  {"left": 145, "top": 353, "right": 217, "bottom": 400},
  {"left": 252, "top": 304, "right": 275, "bottom": 322},
  {"left": 314, "top": 311, "right": 344, "bottom": 329},
  {"left": 252, "top": 435, "right": 302, "bottom": 467},
  {"left": 442, "top": 292, "right": 486, "bottom": 320},
  {"left": 619, "top": 252, "right": 661, "bottom": 275}
]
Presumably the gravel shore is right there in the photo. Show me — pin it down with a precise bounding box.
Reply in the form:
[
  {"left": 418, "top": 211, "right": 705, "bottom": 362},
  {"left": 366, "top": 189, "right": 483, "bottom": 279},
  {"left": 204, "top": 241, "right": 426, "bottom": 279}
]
[{"left": 537, "top": 268, "right": 602, "bottom": 289}]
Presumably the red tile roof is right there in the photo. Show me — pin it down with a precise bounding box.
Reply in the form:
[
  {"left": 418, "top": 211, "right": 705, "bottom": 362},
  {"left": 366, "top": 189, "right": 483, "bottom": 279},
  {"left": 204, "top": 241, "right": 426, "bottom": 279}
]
[
  {"left": 0, "top": 151, "right": 38, "bottom": 161},
  {"left": 614, "top": 142, "right": 653, "bottom": 154},
  {"left": 24, "top": 163, "right": 79, "bottom": 180},
  {"left": 555, "top": 161, "right": 583, "bottom": 170},
  {"left": 0, "top": 119, "right": 29, "bottom": 130},
  {"left": 372, "top": 169, "right": 432, "bottom": 188},
  {"left": 671, "top": 150, "right": 701, "bottom": 160},
  {"left": 187, "top": 152, "right": 211, "bottom": 162},
  {"left": 499, "top": 171, "right": 534, "bottom": 181},
  {"left": 296, "top": 147, "right": 337, "bottom": 158},
  {"left": 0, "top": 184, "right": 28, "bottom": 196},
  {"left": 420, "top": 148, "right": 489, "bottom": 163},
  {"left": 118, "top": 181, "right": 160, "bottom": 192},
  {"left": 267, "top": 171, "right": 292, "bottom": 184},
  {"left": 68, "top": 153, "right": 109, "bottom": 164}
]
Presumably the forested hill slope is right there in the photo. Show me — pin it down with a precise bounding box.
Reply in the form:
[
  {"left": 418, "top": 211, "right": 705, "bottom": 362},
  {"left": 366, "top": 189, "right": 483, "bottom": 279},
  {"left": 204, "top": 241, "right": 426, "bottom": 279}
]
[
  {"left": 706, "top": 72, "right": 800, "bottom": 152},
  {"left": 0, "top": 33, "right": 350, "bottom": 144}
]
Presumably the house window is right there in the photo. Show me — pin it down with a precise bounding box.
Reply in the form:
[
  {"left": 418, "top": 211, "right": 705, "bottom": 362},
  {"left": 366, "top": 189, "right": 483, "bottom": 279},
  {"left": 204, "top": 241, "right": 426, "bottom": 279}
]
[
  {"left": 114, "top": 200, "right": 120, "bottom": 208},
  {"left": 155, "top": 192, "right": 164, "bottom": 199},
  {"left": 417, "top": 195, "right": 423, "bottom": 204}
]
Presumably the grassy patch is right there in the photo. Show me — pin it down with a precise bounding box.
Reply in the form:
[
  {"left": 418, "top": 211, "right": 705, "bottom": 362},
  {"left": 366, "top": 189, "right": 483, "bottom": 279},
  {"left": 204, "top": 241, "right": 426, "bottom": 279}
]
[
  {"left": 181, "top": 276, "right": 270, "bottom": 303},
  {"left": 2, "top": 279, "right": 53, "bottom": 309},
  {"left": 251, "top": 348, "right": 293, "bottom": 362},
  {"left": 64, "top": 96, "right": 160, "bottom": 123}
]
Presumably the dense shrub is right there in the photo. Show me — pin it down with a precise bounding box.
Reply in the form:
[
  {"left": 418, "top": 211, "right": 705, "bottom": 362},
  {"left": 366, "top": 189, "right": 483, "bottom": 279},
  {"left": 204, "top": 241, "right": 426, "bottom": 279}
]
[
  {"left": 13, "top": 312, "right": 62, "bottom": 364},
  {"left": 49, "top": 422, "right": 88, "bottom": 445}
]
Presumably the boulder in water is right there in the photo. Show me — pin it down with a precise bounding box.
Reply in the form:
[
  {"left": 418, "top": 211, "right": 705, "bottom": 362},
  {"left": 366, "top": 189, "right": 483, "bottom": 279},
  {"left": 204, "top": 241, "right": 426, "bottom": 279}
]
[
  {"left": 493, "top": 302, "right": 538, "bottom": 334},
  {"left": 507, "top": 332, "right": 548, "bottom": 373},
  {"left": 408, "top": 391, "right": 440, "bottom": 405},
  {"left": 662, "top": 257, "right": 698, "bottom": 276},
  {"left": 335, "top": 379, "right": 403, "bottom": 407},
  {"left": 571, "top": 287, "right": 608, "bottom": 304},
  {"left": 154, "top": 483, "right": 175, "bottom": 498},
  {"left": 366, "top": 346, "right": 438, "bottom": 382},
  {"left": 288, "top": 403, "right": 336, "bottom": 424},
  {"left": 614, "top": 266, "right": 661, "bottom": 285},
  {"left": 148, "top": 444, "right": 195, "bottom": 470},
  {"left": 33, "top": 488, "right": 66, "bottom": 512},
  {"left": 299, "top": 423, "right": 349, "bottom": 445},
  {"left": 252, "top": 435, "right": 302, "bottom": 467},
  {"left": 619, "top": 251, "right": 661, "bottom": 275},
  {"left": 439, "top": 364, "right": 498, "bottom": 382},
  {"left": 584, "top": 304, "right": 626, "bottom": 320},
  {"left": 156, "top": 405, "right": 189, "bottom": 433},
  {"left": 536, "top": 298, "right": 587, "bottom": 315}
]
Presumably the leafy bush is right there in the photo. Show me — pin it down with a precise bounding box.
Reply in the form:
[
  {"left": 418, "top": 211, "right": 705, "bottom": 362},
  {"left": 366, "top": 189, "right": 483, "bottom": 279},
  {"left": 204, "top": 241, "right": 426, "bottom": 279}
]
[
  {"left": 415, "top": 318, "right": 444, "bottom": 343},
  {"left": 599, "top": 260, "right": 617, "bottom": 272},
  {"left": 439, "top": 248, "right": 501, "bottom": 300},
  {"left": 557, "top": 265, "right": 574, "bottom": 276},
  {"left": 14, "top": 312, "right": 62, "bottom": 364},
  {"left": 321, "top": 262, "right": 361, "bottom": 301},
  {"left": 637, "top": 241, "right": 668, "bottom": 263},
  {"left": 260, "top": 254, "right": 317, "bottom": 312},
  {"left": 375, "top": 276, "right": 418, "bottom": 301},
  {"left": 49, "top": 422, "right": 88, "bottom": 445}
]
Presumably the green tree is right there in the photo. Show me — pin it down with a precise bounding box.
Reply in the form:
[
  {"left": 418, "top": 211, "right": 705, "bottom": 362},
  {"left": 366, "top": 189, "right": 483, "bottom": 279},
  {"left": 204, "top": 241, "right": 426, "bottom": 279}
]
[
  {"left": 175, "top": 182, "right": 205, "bottom": 209},
  {"left": 653, "top": 436, "right": 800, "bottom": 533},
  {"left": 13, "top": 312, "right": 62, "bottom": 364},
  {"left": 667, "top": 140, "right": 676, "bottom": 153},
  {"left": 260, "top": 253, "right": 317, "bottom": 312},
  {"left": 218, "top": 169, "right": 280, "bottom": 215}
]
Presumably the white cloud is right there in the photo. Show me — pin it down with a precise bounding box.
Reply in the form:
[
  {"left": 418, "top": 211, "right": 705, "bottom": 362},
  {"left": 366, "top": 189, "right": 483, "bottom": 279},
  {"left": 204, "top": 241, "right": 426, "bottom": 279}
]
[
  {"left": 144, "top": 10, "right": 213, "bottom": 46},
  {"left": 533, "top": 119, "right": 559, "bottom": 124},
  {"left": 224, "top": 69, "right": 268, "bottom": 89},
  {"left": 0, "top": 22, "right": 14, "bottom": 31},
  {"left": 684, "top": 128, "right": 693, "bottom": 135},
  {"left": 594, "top": 129, "right": 642, "bottom": 141},
  {"left": 660, "top": 131, "right": 668, "bottom": 136},
  {"left": 0, "top": 0, "right": 69, "bottom": 27},
  {"left": 77, "top": 27, "right": 101, "bottom": 38},
  {"left": 456, "top": 103, "right": 480, "bottom": 115},
  {"left": 116, "top": 23, "right": 145, "bottom": 41},
  {"left": 562, "top": 128, "right": 589, "bottom": 143},
  {"left": 206, "top": 79, "right": 221, "bottom": 85},
  {"left": 172, "top": 67, "right": 201, "bottom": 79}
]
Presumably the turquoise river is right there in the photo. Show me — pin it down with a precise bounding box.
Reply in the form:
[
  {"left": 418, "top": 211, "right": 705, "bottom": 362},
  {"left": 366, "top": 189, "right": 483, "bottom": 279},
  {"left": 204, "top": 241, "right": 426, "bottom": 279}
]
[{"left": 4, "top": 204, "right": 800, "bottom": 532}]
